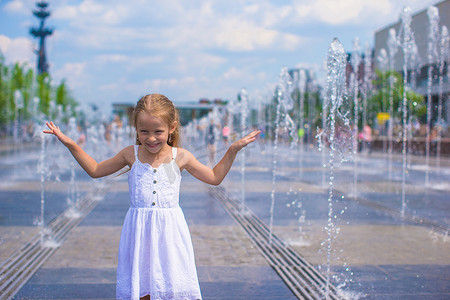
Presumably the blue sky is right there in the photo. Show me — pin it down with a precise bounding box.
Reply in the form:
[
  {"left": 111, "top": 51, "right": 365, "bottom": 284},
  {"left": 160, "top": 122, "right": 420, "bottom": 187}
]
[{"left": 0, "top": 0, "right": 442, "bottom": 113}]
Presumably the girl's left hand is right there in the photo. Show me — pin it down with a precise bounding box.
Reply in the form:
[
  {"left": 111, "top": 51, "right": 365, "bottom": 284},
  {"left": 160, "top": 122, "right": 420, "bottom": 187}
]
[{"left": 232, "top": 130, "right": 261, "bottom": 152}]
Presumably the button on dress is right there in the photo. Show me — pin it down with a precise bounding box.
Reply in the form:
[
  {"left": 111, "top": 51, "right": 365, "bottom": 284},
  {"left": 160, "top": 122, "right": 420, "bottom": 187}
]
[{"left": 116, "top": 146, "right": 202, "bottom": 300}]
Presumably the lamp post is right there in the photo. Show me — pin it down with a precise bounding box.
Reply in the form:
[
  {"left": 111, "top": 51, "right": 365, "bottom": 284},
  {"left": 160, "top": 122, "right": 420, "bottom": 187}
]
[{"left": 30, "top": 1, "right": 53, "bottom": 75}]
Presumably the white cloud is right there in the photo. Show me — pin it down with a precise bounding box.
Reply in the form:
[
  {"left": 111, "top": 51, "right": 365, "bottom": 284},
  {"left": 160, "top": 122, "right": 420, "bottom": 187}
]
[
  {"left": 215, "top": 19, "right": 277, "bottom": 51},
  {"left": 291, "top": 0, "right": 443, "bottom": 26},
  {"left": 0, "top": 35, "right": 11, "bottom": 52},
  {"left": 221, "top": 66, "right": 270, "bottom": 93},
  {"left": 78, "top": 0, "right": 104, "bottom": 15},
  {"left": 131, "top": 55, "right": 165, "bottom": 66},
  {"left": 95, "top": 54, "right": 165, "bottom": 71},
  {"left": 97, "top": 76, "right": 198, "bottom": 98},
  {"left": 53, "top": 5, "right": 78, "bottom": 19},
  {"left": 53, "top": 62, "right": 87, "bottom": 88},
  {"left": 97, "top": 54, "right": 129, "bottom": 63},
  {"left": 223, "top": 67, "right": 242, "bottom": 80},
  {"left": 3, "top": 0, "right": 26, "bottom": 13},
  {"left": 242, "top": 2, "right": 292, "bottom": 28},
  {"left": 53, "top": 1, "right": 130, "bottom": 26},
  {"left": 49, "top": 0, "right": 304, "bottom": 53},
  {"left": 0, "top": 35, "right": 34, "bottom": 65},
  {"left": 169, "top": 52, "right": 226, "bottom": 75},
  {"left": 292, "top": 0, "right": 394, "bottom": 25}
]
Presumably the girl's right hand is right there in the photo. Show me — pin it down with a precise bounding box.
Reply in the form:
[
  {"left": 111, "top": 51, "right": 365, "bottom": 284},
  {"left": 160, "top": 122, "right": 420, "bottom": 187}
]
[{"left": 43, "top": 121, "right": 72, "bottom": 145}]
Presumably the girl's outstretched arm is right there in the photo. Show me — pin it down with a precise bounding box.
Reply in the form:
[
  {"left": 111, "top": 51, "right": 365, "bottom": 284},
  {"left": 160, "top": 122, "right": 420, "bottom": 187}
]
[
  {"left": 44, "top": 121, "right": 130, "bottom": 178},
  {"left": 180, "top": 130, "right": 260, "bottom": 185}
]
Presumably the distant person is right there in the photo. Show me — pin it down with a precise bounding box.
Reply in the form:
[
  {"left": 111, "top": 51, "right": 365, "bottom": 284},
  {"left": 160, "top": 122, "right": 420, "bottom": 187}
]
[
  {"left": 104, "top": 122, "right": 112, "bottom": 143},
  {"left": 429, "top": 126, "right": 438, "bottom": 152},
  {"left": 112, "top": 114, "right": 123, "bottom": 129},
  {"left": 362, "top": 124, "right": 372, "bottom": 153},
  {"left": 222, "top": 124, "right": 230, "bottom": 147},
  {"left": 206, "top": 119, "right": 219, "bottom": 166},
  {"left": 111, "top": 115, "right": 124, "bottom": 149},
  {"left": 44, "top": 93, "right": 260, "bottom": 300},
  {"left": 76, "top": 124, "right": 86, "bottom": 147}
]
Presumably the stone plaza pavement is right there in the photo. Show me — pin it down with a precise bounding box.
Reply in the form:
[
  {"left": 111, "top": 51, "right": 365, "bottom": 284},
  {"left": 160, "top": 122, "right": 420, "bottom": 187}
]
[
  {"left": 1, "top": 143, "right": 450, "bottom": 299},
  {"left": 9, "top": 171, "right": 297, "bottom": 299}
]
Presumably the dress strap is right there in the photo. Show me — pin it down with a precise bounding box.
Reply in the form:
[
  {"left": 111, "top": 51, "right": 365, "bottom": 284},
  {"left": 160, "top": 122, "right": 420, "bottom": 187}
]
[
  {"left": 172, "top": 147, "right": 177, "bottom": 160},
  {"left": 134, "top": 145, "right": 139, "bottom": 161}
]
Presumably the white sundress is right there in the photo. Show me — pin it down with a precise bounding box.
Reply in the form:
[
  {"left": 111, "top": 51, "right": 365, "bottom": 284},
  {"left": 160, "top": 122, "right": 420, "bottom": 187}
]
[{"left": 116, "top": 145, "right": 202, "bottom": 300}]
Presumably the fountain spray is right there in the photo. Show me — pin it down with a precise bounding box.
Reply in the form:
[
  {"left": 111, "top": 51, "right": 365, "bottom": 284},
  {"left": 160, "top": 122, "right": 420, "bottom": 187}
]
[
  {"left": 323, "top": 38, "right": 348, "bottom": 297},
  {"left": 387, "top": 28, "right": 399, "bottom": 180},
  {"left": 407, "top": 39, "right": 420, "bottom": 169},
  {"left": 66, "top": 117, "right": 81, "bottom": 218},
  {"left": 437, "top": 26, "right": 449, "bottom": 172},
  {"left": 240, "top": 89, "right": 248, "bottom": 208},
  {"left": 425, "top": 6, "right": 440, "bottom": 187},
  {"left": 320, "top": 86, "right": 328, "bottom": 188},
  {"left": 38, "top": 130, "right": 47, "bottom": 245},
  {"left": 400, "top": 7, "right": 414, "bottom": 218},
  {"left": 351, "top": 38, "right": 361, "bottom": 198},
  {"left": 363, "top": 42, "right": 373, "bottom": 148},
  {"left": 269, "top": 67, "right": 295, "bottom": 244},
  {"left": 298, "top": 69, "right": 306, "bottom": 174},
  {"left": 377, "top": 48, "right": 389, "bottom": 153}
]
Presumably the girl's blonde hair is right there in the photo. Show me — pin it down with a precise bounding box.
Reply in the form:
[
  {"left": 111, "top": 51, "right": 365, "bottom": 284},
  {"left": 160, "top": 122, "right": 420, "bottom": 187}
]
[{"left": 133, "top": 94, "right": 181, "bottom": 147}]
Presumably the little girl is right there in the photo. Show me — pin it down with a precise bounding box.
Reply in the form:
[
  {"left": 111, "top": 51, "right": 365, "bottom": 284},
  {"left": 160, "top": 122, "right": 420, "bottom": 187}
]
[{"left": 44, "top": 94, "right": 260, "bottom": 300}]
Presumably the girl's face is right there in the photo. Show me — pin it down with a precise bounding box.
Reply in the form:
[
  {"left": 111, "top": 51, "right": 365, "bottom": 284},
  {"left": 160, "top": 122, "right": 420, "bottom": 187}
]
[{"left": 136, "top": 112, "right": 176, "bottom": 154}]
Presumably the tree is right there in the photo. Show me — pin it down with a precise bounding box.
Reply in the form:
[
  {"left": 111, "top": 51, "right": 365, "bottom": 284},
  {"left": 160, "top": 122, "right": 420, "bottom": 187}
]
[
  {"left": 23, "top": 68, "right": 34, "bottom": 119},
  {"left": 55, "top": 79, "right": 77, "bottom": 120},
  {"left": 0, "top": 51, "right": 79, "bottom": 131},
  {"left": 36, "top": 72, "right": 52, "bottom": 116},
  {"left": 0, "top": 54, "right": 9, "bottom": 126},
  {"left": 369, "top": 69, "right": 425, "bottom": 124}
]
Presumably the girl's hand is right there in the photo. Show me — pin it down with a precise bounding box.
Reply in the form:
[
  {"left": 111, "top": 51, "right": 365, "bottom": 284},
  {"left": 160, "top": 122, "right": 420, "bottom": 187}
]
[
  {"left": 232, "top": 130, "right": 261, "bottom": 152},
  {"left": 43, "top": 121, "right": 72, "bottom": 145}
]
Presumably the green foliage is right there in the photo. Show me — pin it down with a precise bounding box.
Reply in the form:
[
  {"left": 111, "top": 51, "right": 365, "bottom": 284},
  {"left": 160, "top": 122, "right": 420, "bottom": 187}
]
[
  {"left": 369, "top": 69, "right": 425, "bottom": 123},
  {"left": 36, "top": 72, "right": 52, "bottom": 115},
  {"left": 23, "top": 68, "right": 34, "bottom": 118},
  {"left": 56, "top": 79, "right": 77, "bottom": 120},
  {"left": 0, "top": 52, "right": 78, "bottom": 131},
  {"left": 0, "top": 55, "right": 10, "bottom": 125},
  {"left": 261, "top": 86, "right": 322, "bottom": 141}
]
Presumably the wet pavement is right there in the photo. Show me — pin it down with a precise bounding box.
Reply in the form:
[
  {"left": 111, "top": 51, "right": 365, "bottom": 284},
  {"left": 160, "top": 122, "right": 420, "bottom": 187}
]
[
  {"left": 10, "top": 173, "right": 296, "bottom": 299},
  {"left": 222, "top": 144, "right": 450, "bottom": 299},
  {"left": 1, "top": 141, "right": 449, "bottom": 299}
]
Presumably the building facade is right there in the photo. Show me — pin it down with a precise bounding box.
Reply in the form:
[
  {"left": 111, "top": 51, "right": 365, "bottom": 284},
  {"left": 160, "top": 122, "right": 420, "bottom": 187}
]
[
  {"left": 112, "top": 100, "right": 223, "bottom": 126},
  {"left": 373, "top": 0, "right": 450, "bottom": 124}
]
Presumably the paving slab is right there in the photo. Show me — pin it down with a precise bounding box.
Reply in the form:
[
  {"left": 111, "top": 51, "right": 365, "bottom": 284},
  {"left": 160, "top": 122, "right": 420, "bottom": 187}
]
[
  {"left": 2, "top": 143, "right": 450, "bottom": 299},
  {"left": 13, "top": 173, "right": 297, "bottom": 300},
  {"left": 220, "top": 145, "right": 450, "bottom": 298}
]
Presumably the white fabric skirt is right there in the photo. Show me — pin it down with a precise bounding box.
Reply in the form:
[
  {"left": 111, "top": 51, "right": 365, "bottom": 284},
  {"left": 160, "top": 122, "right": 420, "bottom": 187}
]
[{"left": 116, "top": 206, "right": 202, "bottom": 300}]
